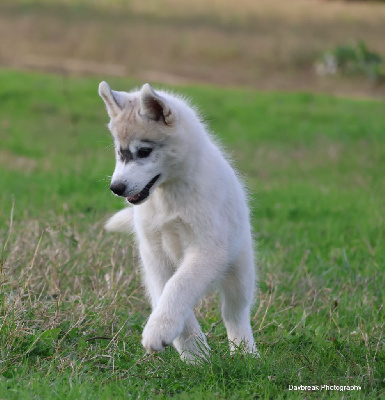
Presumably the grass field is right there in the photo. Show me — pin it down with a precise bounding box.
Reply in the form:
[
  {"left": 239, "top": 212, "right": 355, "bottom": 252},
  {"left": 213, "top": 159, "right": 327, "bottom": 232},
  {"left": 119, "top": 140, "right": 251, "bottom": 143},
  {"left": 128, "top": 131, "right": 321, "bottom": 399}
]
[{"left": 0, "top": 69, "right": 384, "bottom": 398}]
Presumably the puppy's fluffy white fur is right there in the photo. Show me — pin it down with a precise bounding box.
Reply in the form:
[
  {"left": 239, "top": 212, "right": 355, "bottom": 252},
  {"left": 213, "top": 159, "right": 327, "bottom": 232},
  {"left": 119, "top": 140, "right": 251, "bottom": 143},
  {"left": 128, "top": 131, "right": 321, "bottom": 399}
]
[{"left": 99, "top": 82, "right": 258, "bottom": 360}]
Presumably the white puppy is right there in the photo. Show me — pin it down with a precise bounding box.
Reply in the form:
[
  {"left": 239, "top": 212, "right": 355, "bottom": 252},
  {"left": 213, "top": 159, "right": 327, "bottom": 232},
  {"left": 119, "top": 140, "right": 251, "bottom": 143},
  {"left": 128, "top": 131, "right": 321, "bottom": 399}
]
[{"left": 99, "top": 82, "right": 258, "bottom": 360}]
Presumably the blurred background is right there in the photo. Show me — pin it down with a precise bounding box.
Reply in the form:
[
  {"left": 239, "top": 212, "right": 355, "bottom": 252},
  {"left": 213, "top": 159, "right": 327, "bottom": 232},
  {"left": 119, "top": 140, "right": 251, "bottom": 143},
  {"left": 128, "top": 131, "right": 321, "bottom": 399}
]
[{"left": 1, "top": 0, "right": 385, "bottom": 97}]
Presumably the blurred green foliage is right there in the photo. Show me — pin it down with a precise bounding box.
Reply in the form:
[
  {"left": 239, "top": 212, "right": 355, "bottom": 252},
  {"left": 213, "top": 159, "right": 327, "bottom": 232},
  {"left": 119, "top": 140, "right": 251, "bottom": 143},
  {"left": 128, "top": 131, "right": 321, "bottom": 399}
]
[{"left": 317, "top": 41, "right": 384, "bottom": 82}]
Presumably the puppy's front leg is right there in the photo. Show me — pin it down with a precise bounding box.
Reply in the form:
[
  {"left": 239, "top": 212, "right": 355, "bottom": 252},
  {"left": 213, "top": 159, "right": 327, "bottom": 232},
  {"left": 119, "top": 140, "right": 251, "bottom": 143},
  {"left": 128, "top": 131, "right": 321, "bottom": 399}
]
[{"left": 142, "top": 248, "right": 224, "bottom": 353}]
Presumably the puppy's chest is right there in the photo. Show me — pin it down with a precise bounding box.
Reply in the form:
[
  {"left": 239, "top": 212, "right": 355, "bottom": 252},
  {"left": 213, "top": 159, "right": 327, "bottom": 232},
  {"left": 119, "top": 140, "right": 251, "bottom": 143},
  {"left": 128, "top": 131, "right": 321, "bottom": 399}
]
[
  {"left": 141, "top": 213, "right": 194, "bottom": 265},
  {"left": 161, "top": 220, "right": 191, "bottom": 264}
]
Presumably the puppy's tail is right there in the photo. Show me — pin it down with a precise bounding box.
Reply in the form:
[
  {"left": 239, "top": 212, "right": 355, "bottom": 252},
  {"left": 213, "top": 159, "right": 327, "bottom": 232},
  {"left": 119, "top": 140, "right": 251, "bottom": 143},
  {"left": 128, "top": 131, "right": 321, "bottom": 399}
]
[{"left": 105, "top": 207, "right": 134, "bottom": 233}]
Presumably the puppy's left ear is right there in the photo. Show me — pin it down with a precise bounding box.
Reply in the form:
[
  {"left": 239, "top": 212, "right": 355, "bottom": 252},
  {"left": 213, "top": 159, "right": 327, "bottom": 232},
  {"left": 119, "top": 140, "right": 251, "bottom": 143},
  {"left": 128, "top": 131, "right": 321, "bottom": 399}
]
[
  {"left": 98, "top": 81, "right": 125, "bottom": 118},
  {"left": 139, "top": 84, "right": 176, "bottom": 126}
]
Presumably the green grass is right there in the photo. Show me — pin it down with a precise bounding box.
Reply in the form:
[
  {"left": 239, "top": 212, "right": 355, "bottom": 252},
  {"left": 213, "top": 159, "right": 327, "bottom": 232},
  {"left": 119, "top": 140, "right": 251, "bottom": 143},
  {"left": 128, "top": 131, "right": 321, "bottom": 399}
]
[{"left": 0, "top": 69, "right": 384, "bottom": 399}]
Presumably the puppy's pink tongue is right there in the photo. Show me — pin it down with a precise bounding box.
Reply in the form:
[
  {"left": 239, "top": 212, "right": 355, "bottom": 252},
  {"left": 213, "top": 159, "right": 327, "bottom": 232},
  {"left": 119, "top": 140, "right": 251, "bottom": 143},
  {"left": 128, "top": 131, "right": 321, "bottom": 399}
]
[{"left": 127, "top": 194, "right": 140, "bottom": 202}]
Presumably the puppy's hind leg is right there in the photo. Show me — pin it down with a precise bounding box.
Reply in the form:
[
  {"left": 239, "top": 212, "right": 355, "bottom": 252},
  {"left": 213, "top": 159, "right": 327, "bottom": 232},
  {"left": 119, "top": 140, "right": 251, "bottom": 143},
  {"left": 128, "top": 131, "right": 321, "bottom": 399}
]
[{"left": 219, "top": 243, "right": 258, "bottom": 354}]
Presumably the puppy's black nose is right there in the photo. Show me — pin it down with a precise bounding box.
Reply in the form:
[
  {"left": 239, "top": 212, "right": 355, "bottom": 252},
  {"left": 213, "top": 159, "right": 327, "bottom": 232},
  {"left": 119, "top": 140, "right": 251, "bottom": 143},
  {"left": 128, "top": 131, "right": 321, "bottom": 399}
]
[{"left": 110, "top": 182, "right": 126, "bottom": 196}]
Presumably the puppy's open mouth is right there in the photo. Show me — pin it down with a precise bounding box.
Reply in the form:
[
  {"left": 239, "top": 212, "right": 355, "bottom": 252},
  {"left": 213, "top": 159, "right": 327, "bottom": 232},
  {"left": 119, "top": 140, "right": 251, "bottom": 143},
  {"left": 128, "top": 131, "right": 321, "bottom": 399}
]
[{"left": 126, "top": 174, "right": 161, "bottom": 205}]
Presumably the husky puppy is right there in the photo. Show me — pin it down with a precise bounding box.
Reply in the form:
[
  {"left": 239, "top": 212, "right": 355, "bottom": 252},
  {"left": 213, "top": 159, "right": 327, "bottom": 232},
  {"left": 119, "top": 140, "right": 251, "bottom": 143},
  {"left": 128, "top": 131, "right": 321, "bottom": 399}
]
[{"left": 99, "top": 82, "right": 258, "bottom": 360}]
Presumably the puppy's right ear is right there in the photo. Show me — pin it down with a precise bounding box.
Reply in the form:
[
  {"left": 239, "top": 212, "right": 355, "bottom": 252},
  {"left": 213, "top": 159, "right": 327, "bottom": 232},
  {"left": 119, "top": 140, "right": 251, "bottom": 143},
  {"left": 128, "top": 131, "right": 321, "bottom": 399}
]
[
  {"left": 98, "top": 81, "right": 124, "bottom": 118},
  {"left": 140, "top": 83, "right": 176, "bottom": 126}
]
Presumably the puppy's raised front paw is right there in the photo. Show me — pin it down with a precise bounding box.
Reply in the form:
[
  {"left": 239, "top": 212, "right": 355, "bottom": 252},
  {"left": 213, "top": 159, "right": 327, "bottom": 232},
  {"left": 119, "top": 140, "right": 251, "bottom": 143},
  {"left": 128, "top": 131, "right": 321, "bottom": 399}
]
[{"left": 142, "top": 313, "right": 183, "bottom": 353}]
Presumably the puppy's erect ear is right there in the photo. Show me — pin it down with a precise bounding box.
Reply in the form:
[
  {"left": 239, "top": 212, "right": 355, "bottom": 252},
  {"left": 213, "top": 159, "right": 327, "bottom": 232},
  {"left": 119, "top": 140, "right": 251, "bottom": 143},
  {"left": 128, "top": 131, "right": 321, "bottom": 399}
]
[
  {"left": 98, "top": 81, "right": 125, "bottom": 118},
  {"left": 139, "top": 83, "right": 175, "bottom": 126}
]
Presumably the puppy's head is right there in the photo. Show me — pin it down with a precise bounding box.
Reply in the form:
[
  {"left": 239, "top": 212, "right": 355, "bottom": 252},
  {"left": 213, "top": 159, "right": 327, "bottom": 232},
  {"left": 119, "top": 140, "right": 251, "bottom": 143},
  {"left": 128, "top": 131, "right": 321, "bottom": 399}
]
[{"left": 99, "top": 82, "right": 181, "bottom": 205}]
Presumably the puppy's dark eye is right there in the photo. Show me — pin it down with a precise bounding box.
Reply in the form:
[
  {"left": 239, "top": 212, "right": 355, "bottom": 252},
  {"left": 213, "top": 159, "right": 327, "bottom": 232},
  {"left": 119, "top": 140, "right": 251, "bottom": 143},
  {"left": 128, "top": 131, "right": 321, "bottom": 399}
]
[{"left": 137, "top": 147, "right": 153, "bottom": 158}]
